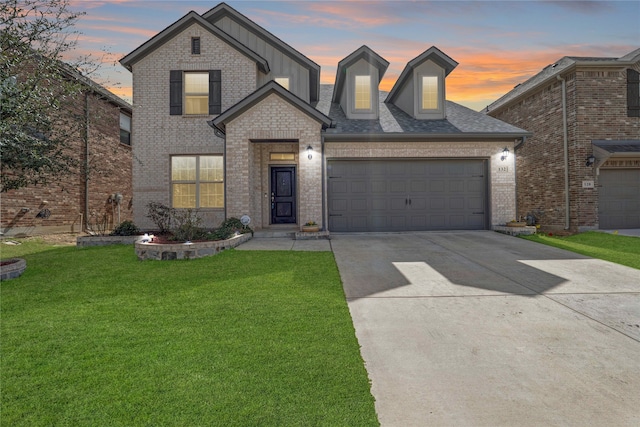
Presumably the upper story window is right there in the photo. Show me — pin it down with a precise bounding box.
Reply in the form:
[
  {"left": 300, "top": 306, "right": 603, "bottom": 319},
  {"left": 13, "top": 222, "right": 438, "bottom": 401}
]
[
  {"left": 274, "top": 77, "right": 289, "bottom": 90},
  {"left": 191, "top": 37, "right": 201, "bottom": 55},
  {"left": 354, "top": 75, "right": 372, "bottom": 110},
  {"left": 170, "top": 70, "right": 221, "bottom": 116},
  {"left": 184, "top": 72, "right": 209, "bottom": 115},
  {"left": 171, "top": 155, "right": 224, "bottom": 208},
  {"left": 119, "top": 112, "right": 131, "bottom": 145},
  {"left": 421, "top": 76, "right": 439, "bottom": 110}
]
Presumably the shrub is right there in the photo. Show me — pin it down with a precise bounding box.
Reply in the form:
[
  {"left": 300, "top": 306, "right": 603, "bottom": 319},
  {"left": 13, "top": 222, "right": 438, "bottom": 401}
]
[
  {"left": 110, "top": 221, "right": 140, "bottom": 236},
  {"left": 146, "top": 202, "right": 173, "bottom": 234},
  {"left": 170, "top": 209, "right": 206, "bottom": 242}
]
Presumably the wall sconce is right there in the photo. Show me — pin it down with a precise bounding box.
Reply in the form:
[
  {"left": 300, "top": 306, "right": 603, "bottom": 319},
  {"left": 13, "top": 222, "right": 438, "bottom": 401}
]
[
  {"left": 306, "top": 145, "right": 313, "bottom": 160},
  {"left": 585, "top": 155, "right": 595, "bottom": 167},
  {"left": 501, "top": 147, "right": 509, "bottom": 161}
]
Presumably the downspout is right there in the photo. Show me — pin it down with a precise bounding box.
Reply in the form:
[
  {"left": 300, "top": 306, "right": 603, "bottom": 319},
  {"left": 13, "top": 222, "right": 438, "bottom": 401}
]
[
  {"left": 321, "top": 132, "right": 326, "bottom": 231},
  {"left": 557, "top": 75, "right": 570, "bottom": 230},
  {"left": 84, "top": 91, "right": 90, "bottom": 231}
]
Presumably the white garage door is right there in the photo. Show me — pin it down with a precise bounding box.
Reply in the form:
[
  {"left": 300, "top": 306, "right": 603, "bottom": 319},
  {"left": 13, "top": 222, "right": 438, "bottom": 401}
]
[
  {"left": 599, "top": 169, "right": 640, "bottom": 229},
  {"left": 327, "top": 159, "right": 488, "bottom": 232}
]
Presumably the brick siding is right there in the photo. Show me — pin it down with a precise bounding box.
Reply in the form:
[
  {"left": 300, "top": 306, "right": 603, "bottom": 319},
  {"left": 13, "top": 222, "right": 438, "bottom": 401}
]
[
  {"left": 489, "top": 64, "right": 640, "bottom": 232},
  {"left": 1, "top": 90, "right": 132, "bottom": 236},
  {"left": 131, "top": 22, "right": 258, "bottom": 230}
]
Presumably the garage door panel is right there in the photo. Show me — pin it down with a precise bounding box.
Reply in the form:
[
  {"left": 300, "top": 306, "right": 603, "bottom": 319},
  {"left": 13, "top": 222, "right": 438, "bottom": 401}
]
[
  {"left": 328, "top": 159, "right": 487, "bottom": 232},
  {"left": 599, "top": 169, "right": 640, "bottom": 229},
  {"left": 390, "top": 180, "right": 406, "bottom": 193}
]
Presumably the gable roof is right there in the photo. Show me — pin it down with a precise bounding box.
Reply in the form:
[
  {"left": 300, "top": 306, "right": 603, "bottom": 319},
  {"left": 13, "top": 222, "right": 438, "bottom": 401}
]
[
  {"left": 386, "top": 46, "right": 458, "bottom": 105},
  {"left": 119, "top": 10, "right": 269, "bottom": 73},
  {"left": 331, "top": 45, "right": 390, "bottom": 103},
  {"left": 209, "top": 81, "right": 332, "bottom": 134},
  {"left": 486, "top": 47, "right": 640, "bottom": 114},
  {"left": 202, "top": 2, "right": 320, "bottom": 103}
]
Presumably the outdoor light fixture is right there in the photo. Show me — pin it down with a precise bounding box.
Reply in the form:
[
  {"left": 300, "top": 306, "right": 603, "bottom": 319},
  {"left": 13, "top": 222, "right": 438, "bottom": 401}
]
[
  {"left": 501, "top": 147, "right": 509, "bottom": 161},
  {"left": 586, "top": 155, "right": 596, "bottom": 166},
  {"left": 307, "top": 145, "right": 313, "bottom": 160}
]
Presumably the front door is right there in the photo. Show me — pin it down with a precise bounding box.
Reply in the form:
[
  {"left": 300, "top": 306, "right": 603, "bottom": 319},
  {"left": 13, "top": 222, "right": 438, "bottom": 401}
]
[{"left": 271, "top": 166, "right": 296, "bottom": 224}]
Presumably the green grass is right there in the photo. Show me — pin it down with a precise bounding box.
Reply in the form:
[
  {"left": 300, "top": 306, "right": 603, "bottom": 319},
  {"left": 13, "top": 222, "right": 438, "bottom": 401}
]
[
  {"left": 1, "top": 242, "right": 379, "bottom": 426},
  {"left": 520, "top": 231, "right": 640, "bottom": 270}
]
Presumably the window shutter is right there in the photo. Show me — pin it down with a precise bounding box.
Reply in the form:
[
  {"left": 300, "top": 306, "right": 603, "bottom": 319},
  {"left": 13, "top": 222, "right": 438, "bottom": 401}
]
[
  {"left": 209, "top": 70, "right": 221, "bottom": 115},
  {"left": 628, "top": 69, "right": 640, "bottom": 117},
  {"left": 170, "top": 70, "right": 182, "bottom": 115}
]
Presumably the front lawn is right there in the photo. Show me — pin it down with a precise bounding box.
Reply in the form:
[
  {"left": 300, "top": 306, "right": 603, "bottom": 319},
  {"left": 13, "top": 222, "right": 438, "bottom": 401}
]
[
  {"left": 1, "top": 241, "right": 378, "bottom": 426},
  {"left": 520, "top": 231, "right": 640, "bottom": 270}
]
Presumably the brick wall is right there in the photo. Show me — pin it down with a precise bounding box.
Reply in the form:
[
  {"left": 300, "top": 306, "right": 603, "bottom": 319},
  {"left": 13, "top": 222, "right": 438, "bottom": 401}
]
[
  {"left": 489, "top": 64, "right": 640, "bottom": 231},
  {"left": 225, "top": 94, "right": 324, "bottom": 230},
  {"left": 1, "top": 91, "right": 132, "bottom": 237},
  {"left": 131, "top": 22, "right": 258, "bottom": 230}
]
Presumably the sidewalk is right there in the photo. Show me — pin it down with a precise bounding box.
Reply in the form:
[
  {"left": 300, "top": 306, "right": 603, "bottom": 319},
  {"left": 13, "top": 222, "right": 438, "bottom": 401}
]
[{"left": 235, "top": 237, "right": 331, "bottom": 251}]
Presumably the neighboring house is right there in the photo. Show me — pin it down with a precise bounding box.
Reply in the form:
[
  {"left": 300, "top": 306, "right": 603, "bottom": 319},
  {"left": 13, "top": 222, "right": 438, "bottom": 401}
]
[
  {"left": 0, "top": 66, "right": 133, "bottom": 237},
  {"left": 486, "top": 49, "right": 640, "bottom": 231},
  {"left": 120, "top": 2, "right": 529, "bottom": 233}
]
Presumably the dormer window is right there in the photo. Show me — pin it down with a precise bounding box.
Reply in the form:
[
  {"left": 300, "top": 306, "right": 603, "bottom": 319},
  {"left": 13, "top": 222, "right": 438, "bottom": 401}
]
[
  {"left": 421, "top": 76, "right": 439, "bottom": 110},
  {"left": 274, "top": 77, "right": 289, "bottom": 90},
  {"left": 355, "top": 75, "right": 372, "bottom": 110}
]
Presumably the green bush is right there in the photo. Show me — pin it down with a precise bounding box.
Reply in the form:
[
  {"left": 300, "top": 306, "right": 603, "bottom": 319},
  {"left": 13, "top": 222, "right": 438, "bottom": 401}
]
[
  {"left": 110, "top": 220, "right": 140, "bottom": 236},
  {"left": 146, "top": 202, "right": 173, "bottom": 234},
  {"left": 170, "top": 209, "right": 206, "bottom": 242}
]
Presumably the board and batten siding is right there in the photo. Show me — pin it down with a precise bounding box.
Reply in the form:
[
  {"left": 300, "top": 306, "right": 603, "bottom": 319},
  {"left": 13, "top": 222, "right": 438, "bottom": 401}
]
[{"left": 213, "top": 16, "right": 311, "bottom": 102}]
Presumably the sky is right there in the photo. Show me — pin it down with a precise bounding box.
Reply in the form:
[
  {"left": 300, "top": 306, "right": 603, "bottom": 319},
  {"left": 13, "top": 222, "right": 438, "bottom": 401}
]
[{"left": 66, "top": 0, "right": 639, "bottom": 111}]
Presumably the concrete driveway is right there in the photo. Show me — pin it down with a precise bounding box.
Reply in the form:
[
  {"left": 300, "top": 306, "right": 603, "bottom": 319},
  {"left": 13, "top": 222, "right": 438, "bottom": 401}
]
[{"left": 331, "top": 231, "right": 640, "bottom": 426}]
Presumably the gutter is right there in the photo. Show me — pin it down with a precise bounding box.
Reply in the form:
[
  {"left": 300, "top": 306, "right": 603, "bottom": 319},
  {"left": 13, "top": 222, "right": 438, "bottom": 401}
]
[
  {"left": 323, "top": 132, "right": 531, "bottom": 143},
  {"left": 557, "top": 75, "right": 570, "bottom": 230}
]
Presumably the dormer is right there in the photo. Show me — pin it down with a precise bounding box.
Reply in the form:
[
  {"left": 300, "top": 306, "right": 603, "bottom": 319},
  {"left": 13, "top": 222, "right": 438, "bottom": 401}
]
[
  {"left": 332, "top": 46, "right": 389, "bottom": 120},
  {"left": 386, "top": 46, "right": 457, "bottom": 120}
]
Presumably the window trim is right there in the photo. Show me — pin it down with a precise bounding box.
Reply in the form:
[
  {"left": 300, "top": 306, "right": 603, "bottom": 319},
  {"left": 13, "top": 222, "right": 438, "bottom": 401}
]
[
  {"left": 419, "top": 75, "right": 439, "bottom": 112},
  {"left": 184, "top": 72, "right": 209, "bottom": 116},
  {"left": 354, "top": 74, "right": 373, "bottom": 112},
  {"left": 171, "top": 155, "right": 224, "bottom": 209}
]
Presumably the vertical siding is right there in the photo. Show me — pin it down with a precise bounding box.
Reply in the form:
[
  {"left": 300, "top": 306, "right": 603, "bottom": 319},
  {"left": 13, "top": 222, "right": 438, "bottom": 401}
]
[{"left": 214, "top": 16, "right": 310, "bottom": 102}]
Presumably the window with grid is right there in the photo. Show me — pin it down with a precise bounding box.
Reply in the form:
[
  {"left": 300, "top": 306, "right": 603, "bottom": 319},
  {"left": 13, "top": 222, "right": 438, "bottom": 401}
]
[
  {"left": 421, "top": 76, "right": 439, "bottom": 110},
  {"left": 184, "top": 72, "right": 209, "bottom": 115},
  {"left": 171, "top": 155, "right": 224, "bottom": 208},
  {"left": 354, "top": 75, "right": 371, "bottom": 110}
]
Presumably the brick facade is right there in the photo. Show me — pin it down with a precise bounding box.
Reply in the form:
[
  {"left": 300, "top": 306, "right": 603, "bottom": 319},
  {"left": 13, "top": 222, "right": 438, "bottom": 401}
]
[
  {"left": 225, "top": 94, "right": 324, "bottom": 230},
  {"left": 1, "top": 88, "right": 132, "bottom": 237},
  {"left": 131, "top": 22, "right": 258, "bottom": 230},
  {"left": 488, "top": 62, "right": 640, "bottom": 232}
]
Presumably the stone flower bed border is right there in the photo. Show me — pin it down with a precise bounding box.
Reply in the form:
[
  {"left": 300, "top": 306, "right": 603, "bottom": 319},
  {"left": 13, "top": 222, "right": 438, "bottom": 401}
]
[
  {"left": 1, "top": 258, "right": 27, "bottom": 281},
  {"left": 135, "top": 233, "right": 252, "bottom": 261}
]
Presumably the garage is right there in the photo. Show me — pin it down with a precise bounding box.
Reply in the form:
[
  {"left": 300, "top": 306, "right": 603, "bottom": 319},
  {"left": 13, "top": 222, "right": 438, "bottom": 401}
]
[
  {"left": 598, "top": 168, "right": 640, "bottom": 229},
  {"left": 327, "top": 159, "right": 488, "bottom": 232}
]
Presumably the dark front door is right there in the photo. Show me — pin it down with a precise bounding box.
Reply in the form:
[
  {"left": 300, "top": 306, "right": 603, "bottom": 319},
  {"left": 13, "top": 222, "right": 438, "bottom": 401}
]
[{"left": 271, "top": 166, "right": 296, "bottom": 224}]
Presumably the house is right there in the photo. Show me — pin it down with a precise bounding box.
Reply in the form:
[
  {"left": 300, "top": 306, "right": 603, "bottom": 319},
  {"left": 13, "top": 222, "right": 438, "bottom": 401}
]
[
  {"left": 120, "top": 2, "right": 529, "bottom": 233},
  {"left": 0, "top": 64, "right": 133, "bottom": 237},
  {"left": 486, "top": 49, "right": 640, "bottom": 231}
]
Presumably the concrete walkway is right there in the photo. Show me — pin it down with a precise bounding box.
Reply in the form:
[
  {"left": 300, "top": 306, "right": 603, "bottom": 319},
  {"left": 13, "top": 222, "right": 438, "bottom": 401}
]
[
  {"left": 235, "top": 237, "right": 331, "bottom": 251},
  {"left": 331, "top": 231, "right": 640, "bottom": 426}
]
